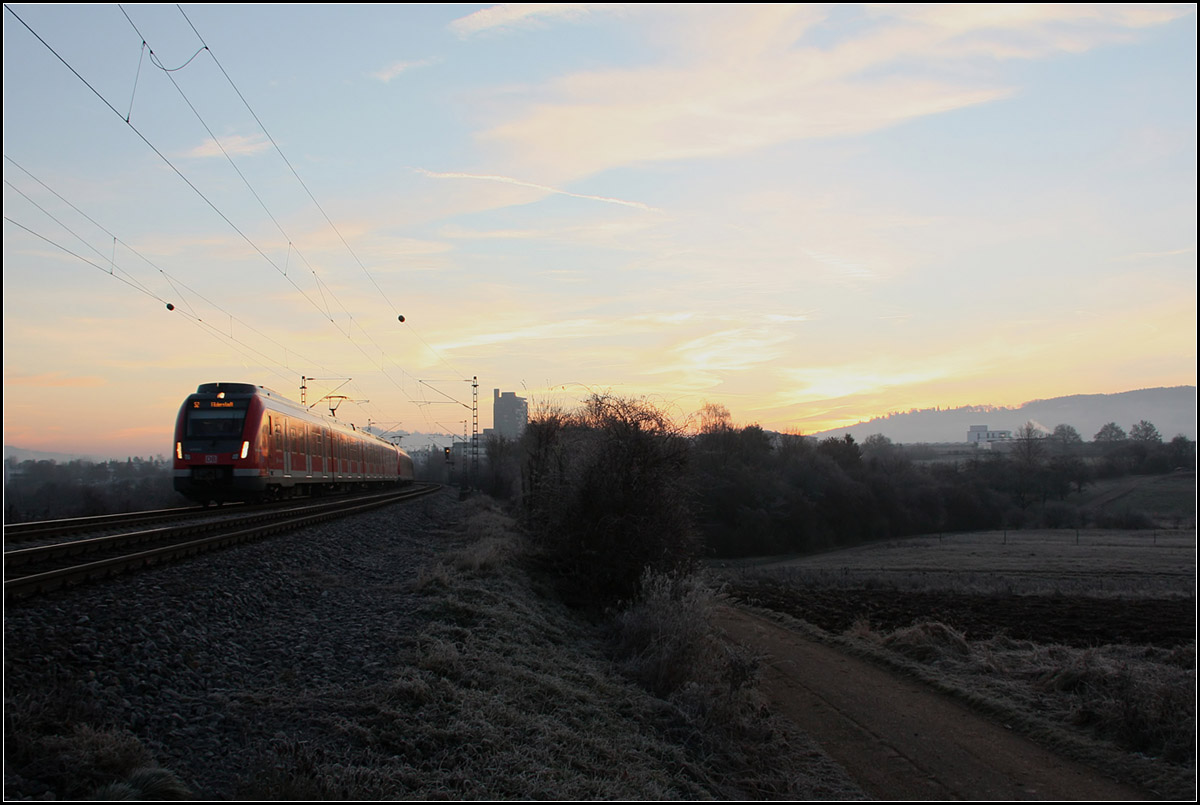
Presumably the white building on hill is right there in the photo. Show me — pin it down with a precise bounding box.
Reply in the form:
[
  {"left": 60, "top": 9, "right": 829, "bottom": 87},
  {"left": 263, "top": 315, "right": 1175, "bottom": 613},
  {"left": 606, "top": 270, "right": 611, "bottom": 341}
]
[{"left": 968, "top": 425, "right": 1012, "bottom": 447}]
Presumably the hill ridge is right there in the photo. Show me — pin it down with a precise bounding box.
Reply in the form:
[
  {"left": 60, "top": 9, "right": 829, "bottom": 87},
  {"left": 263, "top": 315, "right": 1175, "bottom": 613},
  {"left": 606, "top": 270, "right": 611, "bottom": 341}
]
[{"left": 811, "top": 386, "right": 1196, "bottom": 444}]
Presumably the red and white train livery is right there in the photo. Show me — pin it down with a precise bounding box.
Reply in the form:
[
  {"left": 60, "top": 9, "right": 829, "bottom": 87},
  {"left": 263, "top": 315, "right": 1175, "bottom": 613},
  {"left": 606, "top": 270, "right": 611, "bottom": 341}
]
[{"left": 173, "top": 382, "right": 414, "bottom": 503}]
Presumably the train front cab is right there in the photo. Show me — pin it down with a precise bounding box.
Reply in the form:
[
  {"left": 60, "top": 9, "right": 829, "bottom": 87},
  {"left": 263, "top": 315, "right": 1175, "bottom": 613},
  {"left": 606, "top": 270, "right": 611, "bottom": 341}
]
[{"left": 173, "top": 384, "right": 269, "bottom": 503}]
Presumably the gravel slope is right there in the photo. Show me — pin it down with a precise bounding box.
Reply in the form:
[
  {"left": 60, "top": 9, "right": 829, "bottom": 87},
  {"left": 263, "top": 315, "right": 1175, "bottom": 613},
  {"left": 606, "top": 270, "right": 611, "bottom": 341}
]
[{"left": 6, "top": 491, "right": 461, "bottom": 798}]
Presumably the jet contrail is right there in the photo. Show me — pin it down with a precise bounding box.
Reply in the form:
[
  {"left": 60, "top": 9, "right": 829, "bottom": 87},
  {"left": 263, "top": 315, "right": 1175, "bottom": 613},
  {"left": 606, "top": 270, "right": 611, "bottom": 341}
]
[{"left": 414, "top": 168, "right": 661, "bottom": 212}]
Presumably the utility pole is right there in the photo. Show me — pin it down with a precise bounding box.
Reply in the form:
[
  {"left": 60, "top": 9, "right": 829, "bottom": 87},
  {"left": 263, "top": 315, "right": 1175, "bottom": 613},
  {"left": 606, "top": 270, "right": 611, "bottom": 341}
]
[
  {"left": 471, "top": 376, "right": 479, "bottom": 488},
  {"left": 301, "top": 376, "right": 351, "bottom": 408}
]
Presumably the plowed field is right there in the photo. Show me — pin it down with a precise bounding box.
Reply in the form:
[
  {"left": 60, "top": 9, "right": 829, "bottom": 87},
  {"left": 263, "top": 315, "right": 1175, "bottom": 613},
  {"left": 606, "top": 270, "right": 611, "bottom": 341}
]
[{"left": 729, "top": 582, "right": 1195, "bottom": 648}]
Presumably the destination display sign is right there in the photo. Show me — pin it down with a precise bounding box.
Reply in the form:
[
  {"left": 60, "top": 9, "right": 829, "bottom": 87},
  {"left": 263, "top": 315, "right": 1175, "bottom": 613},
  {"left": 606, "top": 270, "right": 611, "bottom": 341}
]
[{"left": 192, "top": 399, "right": 248, "bottom": 409}]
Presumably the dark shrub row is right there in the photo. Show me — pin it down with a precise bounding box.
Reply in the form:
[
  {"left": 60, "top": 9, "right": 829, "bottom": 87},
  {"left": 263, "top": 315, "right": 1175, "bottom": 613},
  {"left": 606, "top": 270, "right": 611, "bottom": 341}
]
[{"left": 490, "top": 400, "right": 1195, "bottom": 602}]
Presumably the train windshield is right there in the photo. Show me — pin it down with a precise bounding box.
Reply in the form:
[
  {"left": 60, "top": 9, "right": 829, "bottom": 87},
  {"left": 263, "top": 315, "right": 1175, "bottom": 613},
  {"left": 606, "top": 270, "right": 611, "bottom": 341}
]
[{"left": 186, "top": 409, "right": 247, "bottom": 438}]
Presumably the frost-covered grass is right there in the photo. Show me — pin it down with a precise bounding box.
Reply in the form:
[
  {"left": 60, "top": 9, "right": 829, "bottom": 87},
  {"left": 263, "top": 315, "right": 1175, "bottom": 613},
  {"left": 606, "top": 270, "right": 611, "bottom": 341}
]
[
  {"left": 6, "top": 495, "right": 863, "bottom": 800},
  {"left": 245, "top": 497, "right": 862, "bottom": 799},
  {"left": 2, "top": 719, "right": 192, "bottom": 800},
  {"left": 839, "top": 616, "right": 1195, "bottom": 798}
]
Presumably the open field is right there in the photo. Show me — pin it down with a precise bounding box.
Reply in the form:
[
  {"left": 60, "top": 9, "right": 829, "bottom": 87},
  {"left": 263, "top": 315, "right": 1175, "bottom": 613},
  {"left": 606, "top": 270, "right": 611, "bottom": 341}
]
[
  {"left": 719, "top": 526, "right": 1195, "bottom": 647},
  {"left": 718, "top": 527, "right": 1196, "bottom": 796},
  {"left": 721, "top": 528, "right": 1195, "bottom": 598}
]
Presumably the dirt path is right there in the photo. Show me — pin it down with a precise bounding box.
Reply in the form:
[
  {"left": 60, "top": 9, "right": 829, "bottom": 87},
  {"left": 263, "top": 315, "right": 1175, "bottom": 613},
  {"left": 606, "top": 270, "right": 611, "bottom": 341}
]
[{"left": 716, "top": 606, "right": 1153, "bottom": 801}]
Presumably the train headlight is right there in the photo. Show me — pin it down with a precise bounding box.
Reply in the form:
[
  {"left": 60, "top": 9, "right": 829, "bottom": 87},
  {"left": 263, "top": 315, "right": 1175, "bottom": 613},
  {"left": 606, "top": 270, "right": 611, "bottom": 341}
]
[
  {"left": 240, "top": 441, "right": 250, "bottom": 459},
  {"left": 176, "top": 442, "right": 183, "bottom": 460}
]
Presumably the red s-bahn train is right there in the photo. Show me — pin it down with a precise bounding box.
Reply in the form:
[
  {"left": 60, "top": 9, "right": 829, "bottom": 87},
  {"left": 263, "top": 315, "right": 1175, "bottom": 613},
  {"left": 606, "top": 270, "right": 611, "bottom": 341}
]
[{"left": 173, "top": 382, "right": 414, "bottom": 504}]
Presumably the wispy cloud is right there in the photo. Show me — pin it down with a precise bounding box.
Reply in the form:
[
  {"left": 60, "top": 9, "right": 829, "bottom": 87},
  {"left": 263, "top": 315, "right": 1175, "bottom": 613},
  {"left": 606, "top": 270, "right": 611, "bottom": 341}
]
[
  {"left": 436, "top": 310, "right": 708, "bottom": 354},
  {"left": 184, "top": 134, "right": 271, "bottom": 158},
  {"left": 485, "top": 57, "right": 1009, "bottom": 181},
  {"left": 4, "top": 372, "right": 107, "bottom": 388},
  {"left": 649, "top": 327, "right": 793, "bottom": 377},
  {"left": 414, "top": 168, "right": 660, "bottom": 212},
  {"left": 449, "top": 4, "right": 624, "bottom": 37},
  {"left": 478, "top": 4, "right": 1191, "bottom": 182},
  {"left": 773, "top": 364, "right": 957, "bottom": 406},
  {"left": 1111, "top": 246, "right": 1197, "bottom": 262},
  {"left": 881, "top": 4, "right": 1193, "bottom": 43},
  {"left": 371, "top": 59, "right": 433, "bottom": 82},
  {"left": 438, "top": 226, "right": 546, "bottom": 241},
  {"left": 435, "top": 317, "right": 607, "bottom": 352},
  {"left": 438, "top": 217, "right": 658, "bottom": 250}
]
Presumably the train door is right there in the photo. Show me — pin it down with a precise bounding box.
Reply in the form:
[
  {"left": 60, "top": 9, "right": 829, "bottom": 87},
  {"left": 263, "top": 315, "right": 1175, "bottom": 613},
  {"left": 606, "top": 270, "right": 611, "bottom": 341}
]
[
  {"left": 325, "top": 428, "right": 334, "bottom": 480},
  {"left": 333, "top": 431, "right": 343, "bottom": 480},
  {"left": 302, "top": 424, "right": 312, "bottom": 478},
  {"left": 259, "top": 416, "right": 271, "bottom": 470},
  {"left": 334, "top": 430, "right": 339, "bottom": 479},
  {"left": 289, "top": 423, "right": 306, "bottom": 479},
  {"left": 271, "top": 416, "right": 285, "bottom": 477},
  {"left": 281, "top": 416, "right": 291, "bottom": 478},
  {"left": 311, "top": 427, "right": 324, "bottom": 479}
]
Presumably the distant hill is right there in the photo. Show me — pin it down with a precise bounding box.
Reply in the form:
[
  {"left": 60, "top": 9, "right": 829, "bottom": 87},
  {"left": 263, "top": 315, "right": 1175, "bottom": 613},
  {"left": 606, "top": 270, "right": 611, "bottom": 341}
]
[{"left": 812, "top": 386, "right": 1196, "bottom": 444}]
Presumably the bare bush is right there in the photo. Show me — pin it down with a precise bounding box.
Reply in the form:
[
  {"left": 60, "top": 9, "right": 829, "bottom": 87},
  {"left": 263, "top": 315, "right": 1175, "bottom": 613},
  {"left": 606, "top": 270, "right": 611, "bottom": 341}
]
[
  {"left": 523, "top": 394, "right": 697, "bottom": 607},
  {"left": 613, "top": 569, "right": 724, "bottom": 697},
  {"left": 610, "top": 568, "right": 848, "bottom": 797}
]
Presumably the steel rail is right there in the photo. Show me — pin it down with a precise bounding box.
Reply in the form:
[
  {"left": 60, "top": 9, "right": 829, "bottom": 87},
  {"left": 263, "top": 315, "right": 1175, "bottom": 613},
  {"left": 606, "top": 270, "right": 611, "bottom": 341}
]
[
  {"left": 5, "top": 488, "right": 421, "bottom": 568},
  {"left": 4, "top": 484, "right": 440, "bottom": 599},
  {"left": 4, "top": 505, "right": 216, "bottom": 542},
  {"left": 3, "top": 487, "right": 423, "bottom": 545}
]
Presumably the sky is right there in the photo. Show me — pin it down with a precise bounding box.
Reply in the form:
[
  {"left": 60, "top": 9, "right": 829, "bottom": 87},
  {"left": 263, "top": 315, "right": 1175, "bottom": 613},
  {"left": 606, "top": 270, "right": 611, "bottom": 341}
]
[{"left": 3, "top": 3, "right": 1196, "bottom": 459}]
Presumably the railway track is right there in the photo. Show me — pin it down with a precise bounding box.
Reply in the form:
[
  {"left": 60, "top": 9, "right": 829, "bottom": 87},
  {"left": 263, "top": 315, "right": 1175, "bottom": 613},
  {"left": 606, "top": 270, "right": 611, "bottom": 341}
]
[
  {"left": 4, "top": 502, "right": 266, "bottom": 545},
  {"left": 4, "top": 484, "right": 440, "bottom": 599}
]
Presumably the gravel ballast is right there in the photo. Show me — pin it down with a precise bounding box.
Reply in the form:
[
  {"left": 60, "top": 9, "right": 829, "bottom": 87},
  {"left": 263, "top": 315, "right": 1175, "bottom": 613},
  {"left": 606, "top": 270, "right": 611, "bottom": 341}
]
[{"left": 5, "top": 490, "right": 466, "bottom": 798}]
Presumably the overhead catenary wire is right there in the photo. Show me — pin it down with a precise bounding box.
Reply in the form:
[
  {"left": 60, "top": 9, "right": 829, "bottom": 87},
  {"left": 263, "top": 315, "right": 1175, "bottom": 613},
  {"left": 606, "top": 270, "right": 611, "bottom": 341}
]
[
  {"left": 4, "top": 193, "right": 443, "bottom": 435},
  {"left": 5, "top": 210, "right": 319, "bottom": 388},
  {"left": 150, "top": 4, "right": 470, "bottom": 406},
  {"left": 5, "top": 155, "right": 197, "bottom": 318},
  {"left": 6, "top": 4, "right": 464, "bottom": 432},
  {"left": 9, "top": 6, "right": 402, "bottom": 361},
  {"left": 173, "top": 3, "right": 467, "bottom": 383},
  {"left": 4, "top": 158, "right": 442, "bottom": 432}
]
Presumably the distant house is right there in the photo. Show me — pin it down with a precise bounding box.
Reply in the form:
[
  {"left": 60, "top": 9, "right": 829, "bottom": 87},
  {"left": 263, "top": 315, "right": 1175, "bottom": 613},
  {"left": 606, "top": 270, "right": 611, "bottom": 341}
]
[{"left": 968, "top": 425, "right": 1012, "bottom": 447}]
